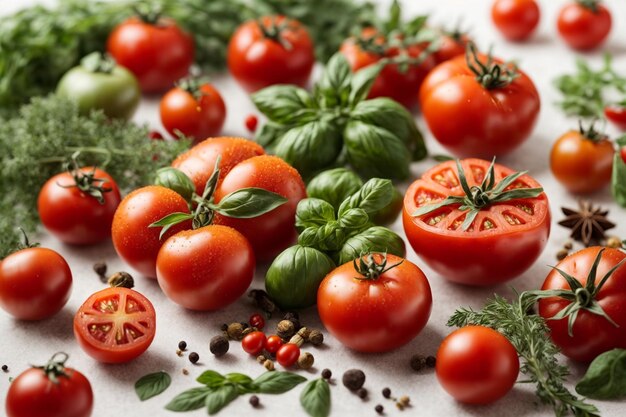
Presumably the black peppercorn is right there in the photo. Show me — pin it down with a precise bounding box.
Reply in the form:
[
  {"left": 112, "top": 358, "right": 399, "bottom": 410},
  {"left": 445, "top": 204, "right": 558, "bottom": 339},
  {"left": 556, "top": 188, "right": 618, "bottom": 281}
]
[
  {"left": 409, "top": 354, "right": 426, "bottom": 371},
  {"left": 189, "top": 352, "right": 200, "bottom": 364},
  {"left": 426, "top": 356, "right": 436, "bottom": 368},
  {"left": 375, "top": 404, "right": 384, "bottom": 414},
  {"left": 220, "top": 323, "right": 228, "bottom": 331},
  {"left": 178, "top": 341, "right": 187, "bottom": 351},
  {"left": 382, "top": 387, "right": 391, "bottom": 398},
  {"left": 249, "top": 395, "right": 260, "bottom": 407},
  {"left": 93, "top": 262, "right": 107, "bottom": 282},
  {"left": 357, "top": 388, "right": 367, "bottom": 399},
  {"left": 210, "top": 335, "right": 229, "bottom": 357},
  {"left": 342, "top": 369, "right": 366, "bottom": 391},
  {"left": 1, "top": 365, "right": 8, "bottom": 372},
  {"left": 241, "top": 322, "right": 250, "bottom": 329},
  {"left": 284, "top": 311, "right": 300, "bottom": 321},
  {"left": 321, "top": 368, "right": 332, "bottom": 379}
]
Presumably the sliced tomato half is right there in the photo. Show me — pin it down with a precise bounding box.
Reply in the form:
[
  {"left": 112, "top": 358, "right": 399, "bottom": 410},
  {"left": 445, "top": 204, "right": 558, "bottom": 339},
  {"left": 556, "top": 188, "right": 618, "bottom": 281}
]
[
  {"left": 402, "top": 158, "right": 551, "bottom": 285},
  {"left": 74, "top": 287, "right": 156, "bottom": 363}
]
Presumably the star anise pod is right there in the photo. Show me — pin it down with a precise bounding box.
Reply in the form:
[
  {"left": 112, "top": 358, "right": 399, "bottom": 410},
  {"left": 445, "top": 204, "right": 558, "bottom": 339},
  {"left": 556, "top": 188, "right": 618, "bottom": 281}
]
[{"left": 558, "top": 200, "right": 615, "bottom": 247}]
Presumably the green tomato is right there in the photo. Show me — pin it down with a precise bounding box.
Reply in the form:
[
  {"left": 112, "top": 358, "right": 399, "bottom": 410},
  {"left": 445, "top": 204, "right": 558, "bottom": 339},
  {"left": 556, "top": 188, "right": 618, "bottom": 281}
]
[
  {"left": 56, "top": 52, "right": 140, "bottom": 120},
  {"left": 307, "top": 168, "right": 363, "bottom": 211},
  {"left": 370, "top": 186, "right": 403, "bottom": 225},
  {"left": 265, "top": 245, "right": 335, "bottom": 310}
]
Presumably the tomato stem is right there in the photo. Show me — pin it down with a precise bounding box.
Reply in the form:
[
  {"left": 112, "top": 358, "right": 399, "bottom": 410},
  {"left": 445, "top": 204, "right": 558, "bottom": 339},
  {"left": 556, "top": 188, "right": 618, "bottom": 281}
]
[
  {"left": 353, "top": 252, "right": 403, "bottom": 280},
  {"left": 33, "top": 352, "right": 70, "bottom": 384},
  {"left": 465, "top": 43, "right": 519, "bottom": 90},
  {"left": 258, "top": 17, "right": 293, "bottom": 51},
  {"left": 576, "top": 0, "right": 601, "bottom": 13},
  {"left": 56, "top": 152, "right": 111, "bottom": 204},
  {"left": 578, "top": 119, "right": 608, "bottom": 143}
]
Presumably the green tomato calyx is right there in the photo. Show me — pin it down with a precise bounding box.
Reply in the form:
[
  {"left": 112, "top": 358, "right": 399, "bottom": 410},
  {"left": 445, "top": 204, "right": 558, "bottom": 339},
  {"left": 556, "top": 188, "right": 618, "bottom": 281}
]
[
  {"left": 353, "top": 252, "right": 403, "bottom": 281},
  {"left": 80, "top": 52, "right": 116, "bottom": 74},
  {"left": 33, "top": 352, "right": 71, "bottom": 384},
  {"left": 58, "top": 152, "right": 112, "bottom": 204},
  {"left": 466, "top": 43, "right": 519, "bottom": 90}
]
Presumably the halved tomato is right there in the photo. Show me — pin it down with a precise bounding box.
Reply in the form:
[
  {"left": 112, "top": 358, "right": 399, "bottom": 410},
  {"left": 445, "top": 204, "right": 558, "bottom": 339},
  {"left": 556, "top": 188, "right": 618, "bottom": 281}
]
[
  {"left": 73, "top": 287, "right": 156, "bottom": 363},
  {"left": 402, "top": 158, "right": 550, "bottom": 285}
]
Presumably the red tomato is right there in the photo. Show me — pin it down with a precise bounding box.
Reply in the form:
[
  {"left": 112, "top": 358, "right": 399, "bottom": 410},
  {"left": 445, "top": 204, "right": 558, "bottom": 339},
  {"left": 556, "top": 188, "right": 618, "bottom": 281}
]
[
  {"left": 245, "top": 114, "right": 259, "bottom": 133},
  {"left": 265, "top": 335, "right": 283, "bottom": 354},
  {"left": 340, "top": 29, "right": 436, "bottom": 109},
  {"left": 436, "top": 326, "right": 519, "bottom": 404},
  {"left": 419, "top": 53, "right": 540, "bottom": 157},
  {"left": 107, "top": 17, "right": 194, "bottom": 93},
  {"left": 160, "top": 82, "right": 226, "bottom": 143},
  {"left": 6, "top": 353, "right": 93, "bottom": 417},
  {"left": 242, "top": 331, "right": 267, "bottom": 356},
  {"left": 433, "top": 32, "right": 471, "bottom": 64},
  {"left": 228, "top": 16, "right": 314, "bottom": 92},
  {"left": 557, "top": 1, "right": 611, "bottom": 51},
  {"left": 249, "top": 313, "right": 265, "bottom": 330},
  {"left": 491, "top": 0, "right": 540, "bottom": 41},
  {"left": 0, "top": 248, "right": 72, "bottom": 320},
  {"left": 276, "top": 343, "right": 300, "bottom": 368},
  {"left": 112, "top": 186, "right": 191, "bottom": 278},
  {"left": 213, "top": 155, "right": 306, "bottom": 262},
  {"left": 74, "top": 286, "right": 156, "bottom": 363},
  {"left": 317, "top": 253, "right": 432, "bottom": 353},
  {"left": 550, "top": 129, "right": 614, "bottom": 194},
  {"left": 538, "top": 247, "right": 626, "bottom": 362},
  {"left": 171, "top": 137, "right": 265, "bottom": 196},
  {"left": 156, "top": 225, "right": 255, "bottom": 311},
  {"left": 403, "top": 159, "right": 550, "bottom": 285},
  {"left": 604, "top": 105, "right": 626, "bottom": 131},
  {"left": 38, "top": 167, "right": 121, "bottom": 245},
  {"left": 621, "top": 146, "right": 626, "bottom": 164}
]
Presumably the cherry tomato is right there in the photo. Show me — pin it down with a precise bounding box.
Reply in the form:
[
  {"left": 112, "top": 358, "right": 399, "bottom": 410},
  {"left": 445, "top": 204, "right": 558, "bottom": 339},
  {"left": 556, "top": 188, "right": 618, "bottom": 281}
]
[
  {"left": 245, "top": 114, "right": 258, "bottom": 133},
  {"left": 433, "top": 31, "right": 471, "bottom": 64},
  {"left": 213, "top": 155, "right": 307, "bottom": 262},
  {"left": 265, "top": 335, "right": 284, "bottom": 354},
  {"left": 156, "top": 225, "right": 255, "bottom": 311},
  {"left": 249, "top": 313, "right": 265, "bottom": 330},
  {"left": 242, "top": 331, "right": 267, "bottom": 356},
  {"left": 491, "top": 0, "right": 540, "bottom": 41},
  {"left": 6, "top": 353, "right": 93, "bottom": 417},
  {"left": 557, "top": 1, "right": 612, "bottom": 51},
  {"left": 604, "top": 104, "right": 626, "bottom": 131},
  {"left": 107, "top": 16, "right": 194, "bottom": 93},
  {"left": 112, "top": 186, "right": 191, "bottom": 278},
  {"left": 276, "top": 343, "right": 300, "bottom": 368},
  {"left": 550, "top": 128, "right": 614, "bottom": 194},
  {"left": 38, "top": 167, "right": 121, "bottom": 245},
  {"left": 419, "top": 52, "right": 540, "bottom": 158},
  {"left": 0, "top": 248, "right": 72, "bottom": 320},
  {"left": 538, "top": 247, "right": 626, "bottom": 362},
  {"left": 317, "top": 253, "right": 432, "bottom": 353},
  {"left": 74, "top": 286, "right": 156, "bottom": 363},
  {"left": 228, "top": 16, "right": 314, "bottom": 93},
  {"left": 403, "top": 159, "right": 550, "bottom": 286},
  {"left": 436, "top": 326, "right": 519, "bottom": 404},
  {"left": 160, "top": 82, "right": 226, "bottom": 143},
  {"left": 340, "top": 28, "right": 436, "bottom": 109},
  {"left": 171, "top": 137, "right": 265, "bottom": 196}
]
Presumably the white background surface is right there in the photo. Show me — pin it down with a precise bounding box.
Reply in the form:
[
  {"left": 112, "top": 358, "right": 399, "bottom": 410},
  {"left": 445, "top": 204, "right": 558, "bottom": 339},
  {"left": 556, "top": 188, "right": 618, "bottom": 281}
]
[{"left": 1, "top": 1, "right": 626, "bottom": 416}]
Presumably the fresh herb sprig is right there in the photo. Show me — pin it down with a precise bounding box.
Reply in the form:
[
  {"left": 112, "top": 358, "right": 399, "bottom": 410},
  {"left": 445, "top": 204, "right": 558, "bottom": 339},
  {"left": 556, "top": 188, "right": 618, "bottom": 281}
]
[{"left": 448, "top": 295, "right": 599, "bottom": 417}]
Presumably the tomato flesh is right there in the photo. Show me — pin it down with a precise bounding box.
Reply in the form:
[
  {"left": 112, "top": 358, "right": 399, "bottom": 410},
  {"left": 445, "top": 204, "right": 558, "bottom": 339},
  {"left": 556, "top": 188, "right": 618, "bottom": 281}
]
[
  {"left": 403, "top": 159, "right": 550, "bottom": 285},
  {"left": 74, "top": 287, "right": 156, "bottom": 363}
]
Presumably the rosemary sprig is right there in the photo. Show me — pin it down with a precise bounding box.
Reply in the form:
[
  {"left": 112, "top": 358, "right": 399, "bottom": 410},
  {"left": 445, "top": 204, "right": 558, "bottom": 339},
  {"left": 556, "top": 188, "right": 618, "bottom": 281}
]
[{"left": 448, "top": 294, "right": 600, "bottom": 417}]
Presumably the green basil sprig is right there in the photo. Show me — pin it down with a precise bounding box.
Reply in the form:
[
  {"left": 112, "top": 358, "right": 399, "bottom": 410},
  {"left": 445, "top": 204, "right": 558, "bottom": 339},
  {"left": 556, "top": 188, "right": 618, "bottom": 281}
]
[
  {"left": 576, "top": 349, "right": 626, "bottom": 399},
  {"left": 252, "top": 53, "right": 427, "bottom": 179},
  {"left": 612, "top": 136, "right": 626, "bottom": 207}
]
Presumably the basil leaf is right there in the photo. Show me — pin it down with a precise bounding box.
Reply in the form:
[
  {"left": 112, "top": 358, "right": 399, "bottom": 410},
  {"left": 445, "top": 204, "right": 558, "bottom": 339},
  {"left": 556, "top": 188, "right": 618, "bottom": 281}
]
[
  {"left": 274, "top": 120, "right": 343, "bottom": 178},
  {"left": 135, "top": 371, "right": 172, "bottom": 401},
  {"left": 300, "top": 378, "right": 331, "bottom": 417},
  {"left": 252, "top": 85, "right": 317, "bottom": 125},
  {"left": 299, "top": 223, "right": 346, "bottom": 252},
  {"left": 225, "top": 373, "right": 254, "bottom": 388},
  {"left": 337, "top": 208, "right": 370, "bottom": 232},
  {"left": 318, "top": 53, "right": 352, "bottom": 108},
  {"left": 265, "top": 245, "right": 335, "bottom": 309},
  {"left": 215, "top": 188, "right": 287, "bottom": 218},
  {"left": 154, "top": 167, "right": 196, "bottom": 202},
  {"left": 338, "top": 178, "right": 395, "bottom": 218},
  {"left": 337, "top": 226, "right": 406, "bottom": 264},
  {"left": 197, "top": 370, "right": 226, "bottom": 388},
  {"left": 255, "top": 121, "right": 291, "bottom": 151},
  {"left": 165, "top": 387, "right": 212, "bottom": 412},
  {"left": 612, "top": 153, "right": 626, "bottom": 207},
  {"left": 344, "top": 120, "right": 411, "bottom": 179},
  {"left": 295, "top": 198, "right": 337, "bottom": 232},
  {"left": 351, "top": 98, "right": 427, "bottom": 161},
  {"left": 206, "top": 384, "right": 238, "bottom": 415},
  {"left": 349, "top": 62, "right": 383, "bottom": 106},
  {"left": 576, "top": 349, "right": 626, "bottom": 399},
  {"left": 149, "top": 212, "right": 194, "bottom": 240},
  {"left": 252, "top": 371, "right": 307, "bottom": 394},
  {"left": 307, "top": 168, "right": 364, "bottom": 211}
]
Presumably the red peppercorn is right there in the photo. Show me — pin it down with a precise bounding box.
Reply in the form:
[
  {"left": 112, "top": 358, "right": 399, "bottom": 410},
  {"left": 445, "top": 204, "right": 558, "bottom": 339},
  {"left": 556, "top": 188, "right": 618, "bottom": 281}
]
[
  {"left": 249, "top": 313, "right": 265, "bottom": 330},
  {"left": 245, "top": 114, "right": 258, "bottom": 133}
]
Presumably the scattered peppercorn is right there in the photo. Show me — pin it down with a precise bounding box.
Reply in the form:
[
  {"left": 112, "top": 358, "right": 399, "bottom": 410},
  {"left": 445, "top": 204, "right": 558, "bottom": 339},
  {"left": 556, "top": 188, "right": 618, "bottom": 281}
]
[
  {"left": 398, "top": 396, "right": 410, "bottom": 407},
  {"left": 382, "top": 387, "right": 391, "bottom": 398},
  {"left": 556, "top": 249, "right": 569, "bottom": 261},
  {"left": 321, "top": 368, "right": 332, "bottom": 379},
  {"left": 1, "top": 365, "right": 8, "bottom": 372},
  {"left": 248, "top": 289, "right": 278, "bottom": 316},
  {"left": 277, "top": 320, "right": 295, "bottom": 340},
  {"left": 409, "top": 354, "right": 426, "bottom": 371},
  {"left": 342, "top": 369, "right": 366, "bottom": 391},
  {"left": 108, "top": 271, "right": 134, "bottom": 288},
  {"left": 178, "top": 341, "right": 187, "bottom": 351},
  {"left": 93, "top": 261, "right": 107, "bottom": 282},
  {"left": 283, "top": 312, "right": 301, "bottom": 330},
  {"left": 375, "top": 404, "right": 384, "bottom": 414},
  {"left": 241, "top": 322, "right": 250, "bottom": 329},
  {"left": 606, "top": 236, "right": 623, "bottom": 249},
  {"left": 308, "top": 329, "right": 324, "bottom": 346},
  {"left": 176, "top": 349, "right": 183, "bottom": 357},
  {"left": 210, "top": 335, "right": 229, "bottom": 357},
  {"left": 182, "top": 369, "right": 189, "bottom": 376},
  {"left": 298, "top": 352, "right": 315, "bottom": 370},
  {"left": 249, "top": 395, "right": 260, "bottom": 407},
  {"left": 189, "top": 352, "right": 199, "bottom": 364},
  {"left": 227, "top": 322, "right": 245, "bottom": 340},
  {"left": 426, "top": 356, "right": 436, "bottom": 368},
  {"left": 263, "top": 359, "right": 275, "bottom": 371},
  {"left": 220, "top": 323, "right": 228, "bottom": 332},
  {"left": 257, "top": 355, "right": 267, "bottom": 364},
  {"left": 357, "top": 388, "right": 367, "bottom": 399},
  {"left": 564, "top": 241, "right": 573, "bottom": 250}
]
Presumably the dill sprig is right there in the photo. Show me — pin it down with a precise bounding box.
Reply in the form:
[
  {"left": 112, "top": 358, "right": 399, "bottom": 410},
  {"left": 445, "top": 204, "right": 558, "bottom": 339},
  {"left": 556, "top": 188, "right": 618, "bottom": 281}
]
[
  {"left": 0, "top": 96, "right": 190, "bottom": 258},
  {"left": 448, "top": 294, "right": 600, "bottom": 417}
]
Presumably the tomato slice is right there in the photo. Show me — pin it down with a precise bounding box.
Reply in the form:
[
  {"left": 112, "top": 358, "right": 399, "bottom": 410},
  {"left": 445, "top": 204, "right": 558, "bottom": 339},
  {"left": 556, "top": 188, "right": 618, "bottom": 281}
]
[
  {"left": 402, "top": 158, "right": 550, "bottom": 285},
  {"left": 605, "top": 105, "right": 626, "bottom": 131},
  {"left": 74, "top": 287, "right": 156, "bottom": 363}
]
